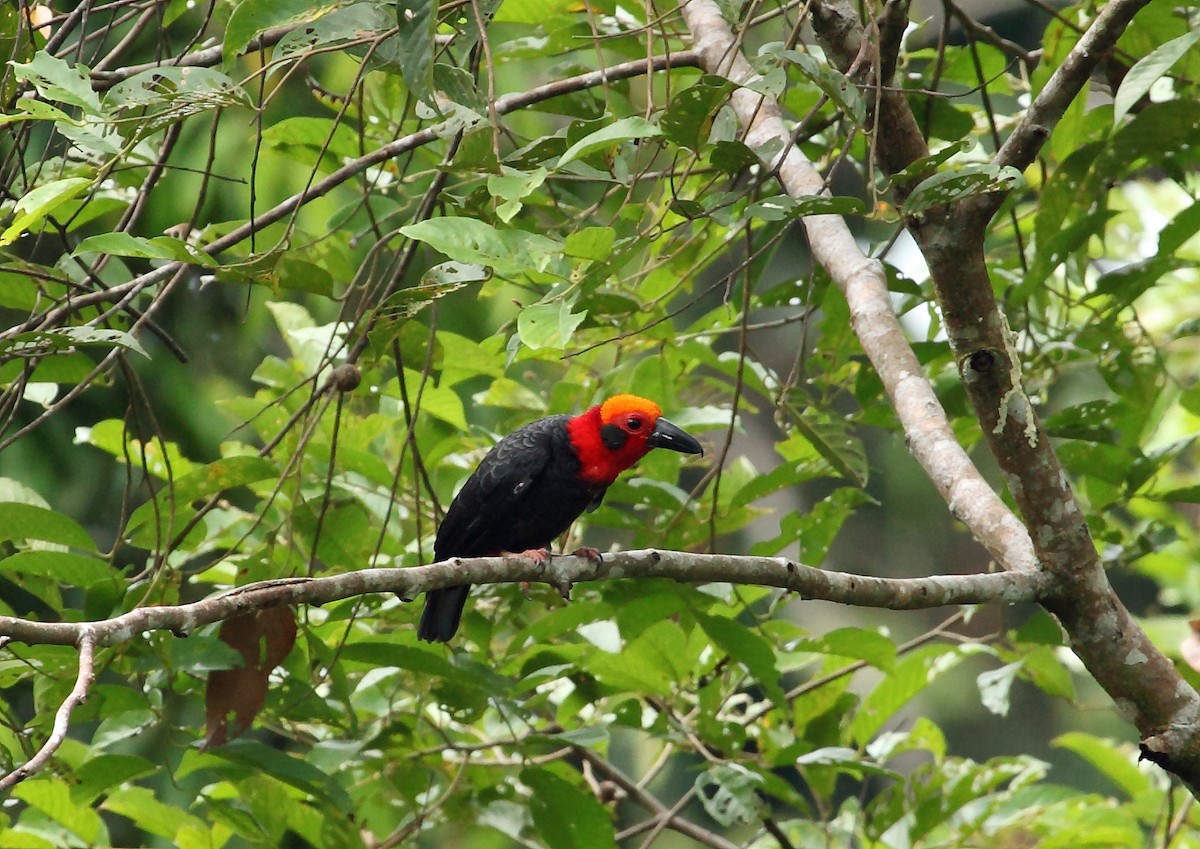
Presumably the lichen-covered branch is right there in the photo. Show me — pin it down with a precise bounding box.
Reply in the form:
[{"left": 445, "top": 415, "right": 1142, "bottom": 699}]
[
  {"left": 0, "top": 549, "right": 1048, "bottom": 647},
  {"left": 680, "top": 0, "right": 1034, "bottom": 575},
  {"left": 805, "top": 0, "right": 1200, "bottom": 787}
]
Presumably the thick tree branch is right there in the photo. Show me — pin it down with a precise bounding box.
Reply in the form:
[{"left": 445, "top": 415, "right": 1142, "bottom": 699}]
[
  {"left": 0, "top": 631, "right": 96, "bottom": 793},
  {"left": 806, "top": 0, "right": 1200, "bottom": 787},
  {"left": 0, "top": 549, "right": 1048, "bottom": 647},
  {"left": 680, "top": 0, "right": 1034, "bottom": 575},
  {"left": 983, "top": 0, "right": 1154, "bottom": 202}
]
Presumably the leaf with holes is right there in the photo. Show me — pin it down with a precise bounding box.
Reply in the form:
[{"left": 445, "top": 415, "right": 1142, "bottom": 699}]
[
  {"left": 694, "top": 763, "right": 765, "bottom": 827},
  {"left": 904, "top": 164, "right": 1024, "bottom": 214}
]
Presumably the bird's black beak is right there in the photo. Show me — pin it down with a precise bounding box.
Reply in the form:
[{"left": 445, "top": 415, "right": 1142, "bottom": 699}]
[{"left": 647, "top": 417, "right": 704, "bottom": 456}]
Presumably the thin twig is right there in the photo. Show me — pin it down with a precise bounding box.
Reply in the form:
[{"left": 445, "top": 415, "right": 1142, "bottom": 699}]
[{"left": 0, "top": 631, "right": 97, "bottom": 794}]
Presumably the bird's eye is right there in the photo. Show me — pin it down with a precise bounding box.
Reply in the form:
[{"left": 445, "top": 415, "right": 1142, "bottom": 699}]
[{"left": 626, "top": 416, "right": 643, "bottom": 431}]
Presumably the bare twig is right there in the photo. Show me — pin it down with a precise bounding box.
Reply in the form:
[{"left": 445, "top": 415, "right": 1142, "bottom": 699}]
[
  {"left": 574, "top": 747, "right": 742, "bottom": 849},
  {"left": 0, "top": 631, "right": 97, "bottom": 794}
]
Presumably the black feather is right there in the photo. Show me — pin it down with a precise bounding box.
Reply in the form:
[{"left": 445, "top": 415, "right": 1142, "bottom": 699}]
[{"left": 418, "top": 415, "right": 602, "bottom": 643}]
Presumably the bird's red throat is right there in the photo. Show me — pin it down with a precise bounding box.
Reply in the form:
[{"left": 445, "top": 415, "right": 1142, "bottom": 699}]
[{"left": 566, "top": 404, "right": 653, "bottom": 486}]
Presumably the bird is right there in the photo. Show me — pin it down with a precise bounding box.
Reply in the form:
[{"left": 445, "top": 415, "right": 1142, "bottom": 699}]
[{"left": 417, "top": 394, "right": 704, "bottom": 643}]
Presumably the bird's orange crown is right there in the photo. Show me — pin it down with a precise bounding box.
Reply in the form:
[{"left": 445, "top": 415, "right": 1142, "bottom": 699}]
[{"left": 599, "top": 394, "right": 661, "bottom": 425}]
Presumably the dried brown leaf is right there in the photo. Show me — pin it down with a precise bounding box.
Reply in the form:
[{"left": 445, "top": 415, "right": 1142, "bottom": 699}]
[{"left": 203, "top": 605, "right": 297, "bottom": 748}]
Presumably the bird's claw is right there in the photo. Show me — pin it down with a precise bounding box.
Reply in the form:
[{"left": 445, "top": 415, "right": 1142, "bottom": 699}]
[{"left": 569, "top": 546, "right": 602, "bottom": 565}]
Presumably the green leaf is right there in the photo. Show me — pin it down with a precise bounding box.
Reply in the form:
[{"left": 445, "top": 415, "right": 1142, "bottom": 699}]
[
  {"left": 493, "top": 0, "right": 575, "bottom": 23},
  {"left": 0, "top": 177, "right": 92, "bottom": 247},
  {"left": 557, "top": 117, "right": 662, "bottom": 167},
  {"left": 796, "top": 627, "right": 897, "bottom": 671},
  {"left": 0, "top": 326, "right": 148, "bottom": 359},
  {"left": 889, "top": 140, "right": 972, "bottom": 184},
  {"left": 563, "top": 227, "right": 616, "bottom": 261},
  {"left": 13, "top": 778, "right": 105, "bottom": 844},
  {"left": 661, "top": 76, "right": 734, "bottom": 151},
  {"left": 1158, "top": 198, "right": 1200, "bottom": 257},
  {"left": 517, "top": 301, "right": 587, "bottom": 350},
  {"left": 0, "top": 551, "right": 113, "bottom": 586},
  {"left": 789, "top": 411, "right": 869, "bottom": 486},
  {"left": 522, "top": 767, "right": 618, "bottom": 849},
  {"left": 395, "top": 0, "right": 436, "bottom": 102},
  {"left": 0, "top": 98, "right": 78, "bottom": 126},
  {"left": 777, "top": 49, "right": 866, "bottom": 124},
  {"left": 1018, "top": 646, "right": 1076, "bottom": 701},
  {"left": 72, "top": 755, "right": 156, "bottom": 804},
  {"left": 850, "top": 645, "right": 976, "bottom": 744},
  {"left": 793, "top": 746, "right": 900, "bottom": 779},
  {"left": 1053, "top": 732, "right": 1150, "bottom": 799},
  {"left": 586, "top": 620, "right": 687, "bottom": 696},
  {"left": 9, "top": 53, "right": 102, "bottom": 114},
  {"left": 399, "top": 217, "right": 562, "bottom": 276},
  {"left": 169, "top": 456, "right": 279, "bottom": 504},
  {"left": 223, "top": 0, "right": 332, "bottom": 66},
  {"left": 695, "top": 612, "right": 785, "bottom": 705},
  {"left": 384, "top": 261, "right": 489, "bottom": 319},
  {"left": 745, "top": 194, "right": 866, "bottom": 220},
  {"left": 1113, "top": 30, "right": 1200, "bottom": 126},
  {"left": 275, "top": 3, "right": 393, "bottom": 57},
  {"left": 104, "top": 66, "right": 250, "bottom": 116},
  {"left": 693, "top": 764, "right": 764, "bottom": 826},
  {"left": 710, "top": 139, "right": 760, "bottom": 174},
  {"left": 904, "top": 164, "right": 1024, "bottom": 214},
  {"left": 102, "top": 786, "right": 205, "bottom": 841},
  {"left": 487, "top": 167, "right": 548, "bottom": 211},
  {"left": 0, "top": 502, "right": 94, "bottom": 550},
  {"left": 74, "top": 232, "right": 216, "bottom": 266},
  {"left": 1086, "top": 255, "right": 1186, "bottom": 312},
  {"left": 209, "top": 739, "right": 354, "bottom": 813}
]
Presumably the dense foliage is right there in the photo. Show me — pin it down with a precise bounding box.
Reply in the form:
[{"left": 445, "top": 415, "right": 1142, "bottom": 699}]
[{"left": 2, "top": 0, "right": 1200, "bottom": 846}]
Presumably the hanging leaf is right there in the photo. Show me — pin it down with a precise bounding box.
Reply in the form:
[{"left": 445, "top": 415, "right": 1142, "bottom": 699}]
[
  {"left": 694, "top": 763, "right": 765, "bottom": 826},
  {"left": 395, "top": 0, "right": 436, "bottom": 103},
  {"left": 1113, "top": 30, "right": 1200, "bottom": 125},
  {"left": 204, "top": 606, "right": 298, "bottom": 748}
]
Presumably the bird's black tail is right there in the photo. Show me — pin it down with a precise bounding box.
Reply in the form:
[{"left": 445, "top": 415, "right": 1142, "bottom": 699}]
[{"left": 417, "top": 585, "right": 470, "bottom": 643}]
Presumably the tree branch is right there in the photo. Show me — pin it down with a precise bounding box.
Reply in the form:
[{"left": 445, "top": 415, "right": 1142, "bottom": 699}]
[
  {"left": 679, "top": 0, "right": 1035, "bottom": 575},
  {"left": 984, "top": 0, "right": 1153, "bottom": 186},
  {"left": 0, "top": 549, "right": 1048, "bottom": 647},
  {"left": 0, "top": 631, "right": 97, "bottom": 793},
  {"left": 573, "top": 747, "right": 743, "bottom": 849},
  {"left": 805, "top": 0, "right": 1200, "bottom": 788}
]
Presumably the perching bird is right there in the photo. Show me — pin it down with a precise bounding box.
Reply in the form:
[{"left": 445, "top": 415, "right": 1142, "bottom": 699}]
[{"left": 418, "top": 394, "right": 704, "bottom": 643}]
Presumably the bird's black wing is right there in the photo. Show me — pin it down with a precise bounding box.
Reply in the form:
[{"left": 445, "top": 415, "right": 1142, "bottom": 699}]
[
  {"left": 420, "top": 415, "right": 574, "bottom": 643},
  {"left": 433, "top": 415, "right": 571, "bottom": 559}
]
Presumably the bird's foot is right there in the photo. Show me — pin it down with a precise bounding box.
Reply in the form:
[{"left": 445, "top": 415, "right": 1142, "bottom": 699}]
[
  {"left": 569, "top": 546, "right": 602, "bottom": 565},
  {"left": 507, "top": 549, "right": 552, "bottom": 596},
  {"left": 506, "top": 547, "right": 551, "bottom": 564}
]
